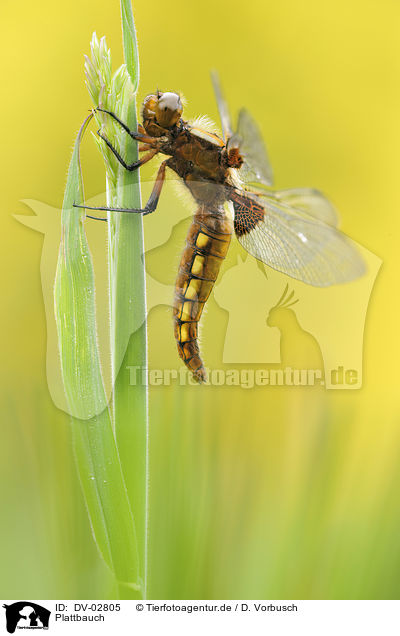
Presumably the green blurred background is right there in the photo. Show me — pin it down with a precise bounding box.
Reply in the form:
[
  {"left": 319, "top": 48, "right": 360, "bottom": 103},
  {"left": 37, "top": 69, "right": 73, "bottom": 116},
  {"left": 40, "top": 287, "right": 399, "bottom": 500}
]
[{"left": 1, "top": 0, "right": 399, "bottom": 599}]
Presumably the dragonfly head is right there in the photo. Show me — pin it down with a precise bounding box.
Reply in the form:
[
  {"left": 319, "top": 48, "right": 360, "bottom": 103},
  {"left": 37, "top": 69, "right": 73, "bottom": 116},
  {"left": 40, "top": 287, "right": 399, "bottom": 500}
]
[{"left": 142, "top": 91, "right": 183, "bottom": 129}]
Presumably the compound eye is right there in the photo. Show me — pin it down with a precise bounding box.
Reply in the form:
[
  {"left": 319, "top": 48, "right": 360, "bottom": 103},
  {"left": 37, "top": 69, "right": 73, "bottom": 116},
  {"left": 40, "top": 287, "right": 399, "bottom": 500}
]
[
  {"left": 155, "top": 92, "right": 183, "bottom": 127},
  {"left": 142, "top": 94, "right": 158, "bottom": 121},
  {"left": 158, "top": 92, "right": 181, "bottom": 111}
]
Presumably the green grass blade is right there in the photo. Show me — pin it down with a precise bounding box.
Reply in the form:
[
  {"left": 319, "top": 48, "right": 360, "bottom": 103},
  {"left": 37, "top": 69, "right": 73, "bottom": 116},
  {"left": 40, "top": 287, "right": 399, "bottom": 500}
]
[
  {"left": 55, "top": 114, "right": 107, "bottom": 420},
  {"left": 116, "top": 1, "right": 149, "bottom": 595},
  {"left": 54, "top": 116, "right": 141, "bottom": 596},
  {"left": 120, "top": 0, "right": 140, "bottom": 92},
  {"left": 86, "top": 13, "right": 148, "bottom": 596},
  {"left": 71, "top": 413, "right": 141, "bottom": 597}
]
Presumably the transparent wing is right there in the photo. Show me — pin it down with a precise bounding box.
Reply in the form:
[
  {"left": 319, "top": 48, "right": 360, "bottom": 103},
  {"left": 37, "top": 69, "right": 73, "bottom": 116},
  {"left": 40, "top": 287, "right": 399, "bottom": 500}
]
[
  {"left": 210, "top": 70, "right": 233, "bottom": 142},
  {"left": 232, "top": 191, "right": 365, "bottom": 287},
  {"left": 254, "top": 186, "right": 339, "bottom": 227},
  {"left": 211, "top": 74, "right": 274, "bottom": 186},
  {"left": 230, "top": 108, "right": 274, "bottom": 187}
]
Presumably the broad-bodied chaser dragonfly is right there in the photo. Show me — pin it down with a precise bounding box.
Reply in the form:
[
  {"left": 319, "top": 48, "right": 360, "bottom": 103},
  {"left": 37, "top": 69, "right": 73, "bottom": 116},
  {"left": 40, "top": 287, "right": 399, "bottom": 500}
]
[{"left": 76, "top": 73, "right": 365, "bottom": 383}]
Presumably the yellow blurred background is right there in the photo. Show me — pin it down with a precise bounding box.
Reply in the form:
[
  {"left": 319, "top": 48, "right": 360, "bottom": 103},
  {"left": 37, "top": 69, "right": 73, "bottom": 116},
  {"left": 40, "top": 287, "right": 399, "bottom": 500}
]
[{"left": 1, "top": 0, "right": 400, "bottom": 598}]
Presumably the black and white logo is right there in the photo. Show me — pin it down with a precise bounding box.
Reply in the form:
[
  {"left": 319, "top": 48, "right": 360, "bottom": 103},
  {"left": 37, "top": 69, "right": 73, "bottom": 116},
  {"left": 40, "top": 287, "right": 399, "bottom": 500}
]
[{"left": 2, "top": 602, "right": 50, "bottom": 633}]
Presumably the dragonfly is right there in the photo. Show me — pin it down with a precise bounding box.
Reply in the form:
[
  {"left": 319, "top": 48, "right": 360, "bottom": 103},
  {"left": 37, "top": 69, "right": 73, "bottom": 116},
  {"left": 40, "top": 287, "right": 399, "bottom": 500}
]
[{"left": 75, "top": 73, "right": 365, "bottom": 383}]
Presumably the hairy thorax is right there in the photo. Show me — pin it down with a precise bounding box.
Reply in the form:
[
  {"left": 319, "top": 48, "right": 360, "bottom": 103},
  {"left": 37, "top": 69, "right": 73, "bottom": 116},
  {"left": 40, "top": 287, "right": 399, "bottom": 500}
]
[{"left": 169, "top": 128, "right": 229, "bottom": 206}]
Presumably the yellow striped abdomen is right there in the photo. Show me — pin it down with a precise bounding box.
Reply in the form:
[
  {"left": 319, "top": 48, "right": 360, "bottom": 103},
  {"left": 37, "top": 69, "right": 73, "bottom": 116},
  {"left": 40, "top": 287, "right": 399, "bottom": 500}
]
[{"left": 173, "top": 204, "right": 233, "bottom": 382}]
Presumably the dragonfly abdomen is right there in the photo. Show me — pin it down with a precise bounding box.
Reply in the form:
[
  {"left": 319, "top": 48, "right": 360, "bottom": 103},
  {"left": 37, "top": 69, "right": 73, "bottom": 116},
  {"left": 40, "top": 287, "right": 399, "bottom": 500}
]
[{"left": 173, "top": 205, "right": 233, "bottom": 383}]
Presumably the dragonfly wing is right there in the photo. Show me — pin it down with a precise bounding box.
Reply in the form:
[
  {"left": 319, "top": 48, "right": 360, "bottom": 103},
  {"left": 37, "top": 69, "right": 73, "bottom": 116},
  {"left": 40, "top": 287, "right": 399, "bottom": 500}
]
[
  {"left": 254, "top": 186, "right": 339, "bottom": 227},
  {"left": 231, "top": 191, "right": 365, "bottom": 287},
  {"left": 211, "top": 75, "right": 273, "bottom": 186},
  {"left": 210, "top": 70, "right": 233, "bottom": 142},
  {"left": 230, "top": 108, "right": 274, "bottom": 187}
]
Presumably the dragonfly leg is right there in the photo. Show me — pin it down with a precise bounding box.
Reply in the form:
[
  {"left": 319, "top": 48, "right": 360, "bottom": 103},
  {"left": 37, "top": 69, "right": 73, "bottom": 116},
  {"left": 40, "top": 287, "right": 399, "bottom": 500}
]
[
  {"left": 97, "top": 129, "right": 158, "bottom": 170},
  {"left": 96, "top": 108, "right": 157, "bottom": 144},
  {"left": 73, "top": 160, "right": 168, "bottom": 217},
  {"left": 141, "top": 159, "right": 167, "bottom": 215},
  {"left": 86, "top": 215, "right": 108, "bottom": 222}
]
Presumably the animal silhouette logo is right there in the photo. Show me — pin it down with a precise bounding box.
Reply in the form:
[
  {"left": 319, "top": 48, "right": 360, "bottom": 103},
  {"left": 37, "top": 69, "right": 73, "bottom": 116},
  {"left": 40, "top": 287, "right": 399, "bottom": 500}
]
[
  {"left": 266, "top": 284, "right": 324, "bottom": 372},
  {"left": 2, "top": 602, "right": 50, "bottom": 633},
  {"left": 15, "top": 183, "right": 381, "bottom": 405},
  {"left": 214, "top": 249, "right": 381, "bottom": 388}
]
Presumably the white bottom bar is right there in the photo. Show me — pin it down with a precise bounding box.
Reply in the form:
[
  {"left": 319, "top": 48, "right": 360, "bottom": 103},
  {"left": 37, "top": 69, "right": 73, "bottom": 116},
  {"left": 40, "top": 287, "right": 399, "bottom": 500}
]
[{"left": 1, "top": 600, "right": 399, "bottom": 635}]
